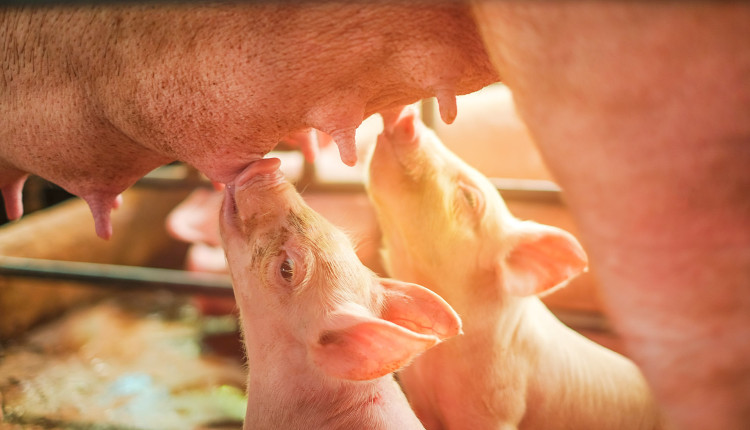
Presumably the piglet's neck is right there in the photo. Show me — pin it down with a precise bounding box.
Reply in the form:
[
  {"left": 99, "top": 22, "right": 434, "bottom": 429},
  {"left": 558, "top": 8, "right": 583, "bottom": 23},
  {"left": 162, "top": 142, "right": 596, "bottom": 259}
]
[
  {"left": 244, "top": 368, "right": 423, "bottom": 430},
  {"left": 242, "top": 332, "right": 424, "bottom": 430}
]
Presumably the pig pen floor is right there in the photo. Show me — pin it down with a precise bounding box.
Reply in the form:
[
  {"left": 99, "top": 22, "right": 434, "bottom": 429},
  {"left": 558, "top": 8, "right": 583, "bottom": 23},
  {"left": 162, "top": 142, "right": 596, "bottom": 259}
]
[
  {"left": 0, "top": 292, "right": 627, "bottom": 430},
  {"left": 0, "top": 292, "right": 246, "bottom": 430}
]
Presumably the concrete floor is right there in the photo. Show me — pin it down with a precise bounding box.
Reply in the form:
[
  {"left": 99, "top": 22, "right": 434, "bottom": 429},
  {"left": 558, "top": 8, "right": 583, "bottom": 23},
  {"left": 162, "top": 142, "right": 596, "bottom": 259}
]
[{"left": 0, "top": 292, "right": 246, "bottom": 430}]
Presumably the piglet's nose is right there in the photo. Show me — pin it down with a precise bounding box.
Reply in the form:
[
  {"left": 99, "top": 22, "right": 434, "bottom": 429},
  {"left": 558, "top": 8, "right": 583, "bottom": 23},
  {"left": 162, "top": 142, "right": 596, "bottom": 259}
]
[{"left": 234, "top": 158, "right": 282, "bottom": 187}]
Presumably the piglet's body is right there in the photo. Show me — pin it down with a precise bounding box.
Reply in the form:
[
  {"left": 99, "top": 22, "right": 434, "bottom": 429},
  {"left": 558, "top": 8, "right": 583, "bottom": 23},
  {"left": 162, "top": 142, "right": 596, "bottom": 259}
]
[
  {"left": 366, "top": 108, "right": 663, "bottom": 430},
  {"left": 220, "top": 158, "right": 461, "bottom": 429}
]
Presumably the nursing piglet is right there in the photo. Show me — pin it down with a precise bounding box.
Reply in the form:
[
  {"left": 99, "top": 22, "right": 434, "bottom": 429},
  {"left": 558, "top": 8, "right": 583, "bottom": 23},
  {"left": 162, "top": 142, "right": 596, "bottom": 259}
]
[
  {"left": 366, "top": 107, "right": 663, "bottom": 430},
  {"left": 219, "top": 157, "right": 462, "bottom": 430}
]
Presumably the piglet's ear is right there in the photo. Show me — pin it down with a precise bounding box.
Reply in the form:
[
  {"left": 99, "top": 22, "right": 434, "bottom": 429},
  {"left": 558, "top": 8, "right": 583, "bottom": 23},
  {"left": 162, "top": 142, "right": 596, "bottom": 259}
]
[
  {"left": 310, "top": 281, "right": 461, "bottom": 381},
  {"left": 500, "top": 221, "right": 588, "bottom": 297},
  {"left": 378, "top": 278, "right": 462, "bottom": 340}
]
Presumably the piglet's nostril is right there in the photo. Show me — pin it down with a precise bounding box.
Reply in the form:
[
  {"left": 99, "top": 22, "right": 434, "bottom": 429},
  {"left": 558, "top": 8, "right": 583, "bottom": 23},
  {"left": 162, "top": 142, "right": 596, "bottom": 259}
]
[{"left": 222, "top": 185, "right": 237, "bottom": 216}]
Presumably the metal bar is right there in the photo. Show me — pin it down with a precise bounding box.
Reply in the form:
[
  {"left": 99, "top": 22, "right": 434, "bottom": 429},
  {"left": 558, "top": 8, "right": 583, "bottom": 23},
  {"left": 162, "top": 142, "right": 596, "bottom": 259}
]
[
  {"left": 137, "top": 161, "right": 563, "bottom": 202},
  {"left": 551, "top": 309, "right": 612, "bottom": 333},
  {"left": 489, "top": 178, "right": 562, "bottom": 203},
  {"left": 421, "top": 97, "right": 437, "bottom": 129},
  {"left": 0, "top": 258, "right": 611, "bottom": 333},
  {"left": 134, "top": 164, "right": 211, "bottom": 190},
  {"left": 304, "top": 177, "right": 563, "bottom": 202},
  {"left": 0, "top": 256, "right": 234, "bottom": 296}
]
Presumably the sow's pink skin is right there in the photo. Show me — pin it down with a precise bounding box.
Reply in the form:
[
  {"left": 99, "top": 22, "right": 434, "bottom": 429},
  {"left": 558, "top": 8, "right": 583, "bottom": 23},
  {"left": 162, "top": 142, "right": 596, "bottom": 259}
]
[
  {"left": 219, "top": 157, "right": 461, "bottom": 430},
  {"left": 470, "top": 3, "right": 750, "bottom": 429},
  {"left": 366, "top": 107, "right": 663, "bottom": 430},
  {"left": 0, "top": 3, "right": 496, "bottom": 239}
]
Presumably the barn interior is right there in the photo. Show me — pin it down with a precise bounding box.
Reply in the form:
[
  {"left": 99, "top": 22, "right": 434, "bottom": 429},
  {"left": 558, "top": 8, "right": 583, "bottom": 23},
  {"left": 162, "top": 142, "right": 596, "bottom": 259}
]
[{"left": 0, "top": 84, "right": 623, "bottom": 430}]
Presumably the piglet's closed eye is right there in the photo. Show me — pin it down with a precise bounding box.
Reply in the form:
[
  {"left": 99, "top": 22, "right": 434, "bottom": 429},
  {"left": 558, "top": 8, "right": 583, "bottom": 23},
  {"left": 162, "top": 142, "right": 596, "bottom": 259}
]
[{"left": 310, "top": 280, "right": 462, "bottom": 381}]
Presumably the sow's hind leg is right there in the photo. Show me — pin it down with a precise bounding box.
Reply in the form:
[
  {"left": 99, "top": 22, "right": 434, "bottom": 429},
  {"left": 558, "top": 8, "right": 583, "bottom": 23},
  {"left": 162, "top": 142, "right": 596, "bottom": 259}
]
[{"left": 472, "top": 2, "right": 750, "bottom": 429}]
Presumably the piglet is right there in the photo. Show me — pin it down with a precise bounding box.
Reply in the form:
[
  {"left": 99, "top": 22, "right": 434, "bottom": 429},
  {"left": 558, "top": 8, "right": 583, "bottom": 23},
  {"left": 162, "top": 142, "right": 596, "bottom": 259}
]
[
  {"left": 219, "top": 157, "right": 462, "bottom": 430},
  {"left": 366, "top": 107, "right": 664, "bottom": 430}
]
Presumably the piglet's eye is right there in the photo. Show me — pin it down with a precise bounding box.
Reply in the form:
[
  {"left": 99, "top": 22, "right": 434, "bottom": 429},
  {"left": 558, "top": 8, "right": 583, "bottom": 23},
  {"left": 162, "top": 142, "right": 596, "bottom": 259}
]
[
  {"left": 462, "top": 187, "right": 478, "bottom": 208},
  {"left": 280, "top": 258, "right": 295, "bottom": 282},
  {"left": 458, "top": 182, "right": 484, "bottom": 214}
]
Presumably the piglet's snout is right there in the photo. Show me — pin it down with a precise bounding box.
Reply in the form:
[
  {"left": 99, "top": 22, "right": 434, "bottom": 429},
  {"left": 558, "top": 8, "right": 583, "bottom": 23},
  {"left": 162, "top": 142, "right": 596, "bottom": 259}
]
[
  {"left": 374, "top": 107, "right": 422, "bottom": 167},
  {"left": 234, "top": 158, "right": 283, "bottom": 188},
  {"left": 219, "top": 184, "right": 242, "bottom": 240},
  {"left": 221, "top": 157, "right": 286, "bottom": 235}
]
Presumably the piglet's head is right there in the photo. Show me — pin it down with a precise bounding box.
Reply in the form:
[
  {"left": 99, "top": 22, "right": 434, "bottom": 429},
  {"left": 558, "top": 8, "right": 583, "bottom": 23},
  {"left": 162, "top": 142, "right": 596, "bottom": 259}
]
[
  {"left": 367, "top": 106, "right": 588, "bottom": 300},
  {"left": 220, "top": 158, "right": 461, "bottom": 381}
]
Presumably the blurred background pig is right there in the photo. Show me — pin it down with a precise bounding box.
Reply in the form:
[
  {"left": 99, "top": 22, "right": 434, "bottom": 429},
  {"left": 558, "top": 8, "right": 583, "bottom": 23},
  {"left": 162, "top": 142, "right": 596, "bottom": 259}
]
[
  {"left": 367, "top": 106, "right": 663, "bottom": 429},
  {"left": 219, "top": 157, "right": 461, "bottom": 429}
]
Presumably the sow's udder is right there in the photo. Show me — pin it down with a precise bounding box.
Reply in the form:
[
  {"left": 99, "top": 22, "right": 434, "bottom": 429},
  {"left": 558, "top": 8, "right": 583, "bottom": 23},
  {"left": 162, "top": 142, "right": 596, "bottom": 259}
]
[{"left": 0, "top": 2, "right": 497, "bottom": 240}]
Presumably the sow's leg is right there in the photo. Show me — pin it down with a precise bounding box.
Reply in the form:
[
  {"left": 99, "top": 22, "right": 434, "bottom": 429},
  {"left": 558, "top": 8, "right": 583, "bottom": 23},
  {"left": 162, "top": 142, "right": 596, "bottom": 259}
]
[{"left": 472, "top": 2, "right": 750, "bottom": 429}]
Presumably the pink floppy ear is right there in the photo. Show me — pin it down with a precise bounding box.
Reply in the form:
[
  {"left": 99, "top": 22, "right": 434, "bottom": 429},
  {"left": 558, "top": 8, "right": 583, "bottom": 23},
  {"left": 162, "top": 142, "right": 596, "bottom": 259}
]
[
  {"left": 500, "top": 221, "right": 589, "bottom": 297},
  {"left": 378, "top": 278, "right": 462, "bottom": 340},
  {"left": 310, "top": 280, "right": 461, "bottom": 381}
]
